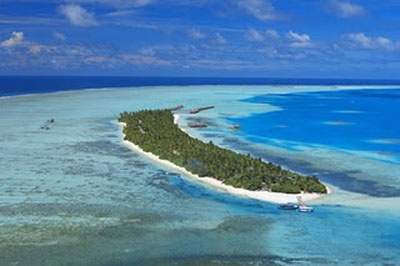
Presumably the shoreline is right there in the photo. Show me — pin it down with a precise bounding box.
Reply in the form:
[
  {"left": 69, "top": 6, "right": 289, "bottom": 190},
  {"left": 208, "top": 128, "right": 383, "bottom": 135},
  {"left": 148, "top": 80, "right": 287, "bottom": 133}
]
[{"left": 119, "top": 121, "right": 330, "bottom": 204}]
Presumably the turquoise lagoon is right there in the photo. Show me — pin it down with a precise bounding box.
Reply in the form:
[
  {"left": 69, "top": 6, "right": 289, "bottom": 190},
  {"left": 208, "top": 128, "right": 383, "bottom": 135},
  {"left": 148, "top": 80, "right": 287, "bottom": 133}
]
[{"left": 0, "top": 85, "right": 399, "bottom": 265}]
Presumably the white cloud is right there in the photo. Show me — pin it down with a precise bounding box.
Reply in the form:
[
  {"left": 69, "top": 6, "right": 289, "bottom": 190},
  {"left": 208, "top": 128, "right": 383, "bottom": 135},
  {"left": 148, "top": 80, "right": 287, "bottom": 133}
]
[
  {"left": 286, "top": 31, "right": 313, "bottom": 48},
  {"left": 259, "top": 47, "right": 307, "bottom": 60},
  {"left": 53, "top": 32, "right": 66, "bottom": 41},
  {"left": 330, "top": 0, "right": 365, "bottom": 18},
  {"left": 243, "top": 28, "right": 314, "bottom": 50},
  {"left": 245, "top": 28, "right": 264, "bottom": 42},
  {"left": 265, "top": 29, "right": 279, "bottom": 39},
  {"left": 29, "top": 45, "right": 42, "bottom": 54},
  {"left": 58, "top": 4, "right": 97, "bottom": 27},
  {"left": 85, "top": 56, "right": 109, "bottom": 64},
  {"left": 121, "top": 54, "right": 171, "bottom": 65},
  {"left": 213, "top": 33, "right": 227, "bottom": 45},
  {"left": 188, "top": 31, "right": 227, "bottom": 46},
  {"left": 343, "top": 32, "right": 399, "bottom": 50},
  {"left": 188, "top": 29, "right": 206, "bottom": 40},
  {"left": 28, "top": 43, "right": 56, "bottom": 55},
  {"left": 139, "top": 47, "right": 156, "bottom": 56},
  {"left": 286, "top": 31, "right": 310, "bottom": 43},
  {"left": 237, "top": 0, "right": 279, "bottom": 21},
  {"left": 76, "top": 0, "right": 156, "bottom": 8},
  {"left": 245, "top": 28, "right": 280, "bottom": 42},
  {"left": 1, "top": 31, "right": 24, "bottom": 47},
  {"left": 1, "top": 31, "right": 58, "bottom": 55},
  {"left": 184, "top": 58, "right": 250, "bottom": 70},
  {"left": 105, "top": 10, "right": 137, "bottom": 17},
  {"left": 0, "top": 16, "right": 59, "bottom": 26},
  {"left": 138, "top": 0, "right": 157, "bottom": 6},
  {"left": 119, "top": 0, "right": 155, "bottom": 7},
  {"left": 289, "top": 42, "right": 313, "bottom": 48}
]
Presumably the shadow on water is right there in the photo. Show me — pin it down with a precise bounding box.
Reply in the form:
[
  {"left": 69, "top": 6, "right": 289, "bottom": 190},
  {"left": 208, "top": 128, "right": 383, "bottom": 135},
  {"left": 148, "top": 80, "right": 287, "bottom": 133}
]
[
  {"left": 112, "top": 254, "right": 332, "bottom": 266},
  {"left": 95, "top": 215, "right": 334, "bottom": 266},
  {"left": 1, "top": 216, "right": 296, "bottom": 266},
  {"left": 68, "top": 140, "right": 130, "bottom": 158}
]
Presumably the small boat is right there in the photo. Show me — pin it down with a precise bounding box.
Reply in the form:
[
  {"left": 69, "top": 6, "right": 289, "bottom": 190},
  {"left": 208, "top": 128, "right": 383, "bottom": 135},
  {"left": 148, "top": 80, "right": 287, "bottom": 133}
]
[
  {"left": 298, "top": 205, "right": 314, "bottom": 213},
  {"left": 278, "top": 203, "right": 299, "bottom": 210},
  {"left": 231, "top": 124, "right": 240, "bottom": 130},
  {"left": 296, "top": 196, "right": 314, "bottom": 213}
]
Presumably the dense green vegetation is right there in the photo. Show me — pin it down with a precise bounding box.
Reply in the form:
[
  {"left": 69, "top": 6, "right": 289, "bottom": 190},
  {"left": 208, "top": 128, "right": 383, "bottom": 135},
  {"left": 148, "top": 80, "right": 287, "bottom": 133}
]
[{"left": 119, "top": 109, "right": 327, "bottom": 194}]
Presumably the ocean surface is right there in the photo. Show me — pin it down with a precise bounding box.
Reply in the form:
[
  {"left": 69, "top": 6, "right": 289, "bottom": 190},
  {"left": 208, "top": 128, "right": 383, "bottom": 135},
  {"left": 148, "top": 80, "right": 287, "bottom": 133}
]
[
  {"left": 0, "top": 76, "right": 399, "bottom": 265},
  {"left": 1, "top": 76, "right": 400, "bottom": 97}
]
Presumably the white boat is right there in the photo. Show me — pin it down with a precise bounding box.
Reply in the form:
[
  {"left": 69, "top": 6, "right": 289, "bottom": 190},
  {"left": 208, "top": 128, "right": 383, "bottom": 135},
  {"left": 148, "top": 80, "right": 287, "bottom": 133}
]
[
  {"left": 296, "top": 196, "right": 314, "bottom": 213},
  {"left": 298, "top": 205, "right": 314, "bottom": 212}
]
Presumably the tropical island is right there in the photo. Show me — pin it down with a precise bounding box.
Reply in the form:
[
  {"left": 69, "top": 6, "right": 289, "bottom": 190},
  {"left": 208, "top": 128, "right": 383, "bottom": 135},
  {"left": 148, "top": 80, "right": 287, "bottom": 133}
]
[{"left": 119, "top": 109, "right": 327, "bottom": 196}]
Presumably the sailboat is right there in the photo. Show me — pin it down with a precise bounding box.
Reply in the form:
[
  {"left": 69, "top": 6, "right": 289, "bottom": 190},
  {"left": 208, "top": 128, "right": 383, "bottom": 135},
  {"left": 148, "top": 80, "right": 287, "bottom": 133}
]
[{"left": 296, "top": 196, "right": 314, "bottom": 213}]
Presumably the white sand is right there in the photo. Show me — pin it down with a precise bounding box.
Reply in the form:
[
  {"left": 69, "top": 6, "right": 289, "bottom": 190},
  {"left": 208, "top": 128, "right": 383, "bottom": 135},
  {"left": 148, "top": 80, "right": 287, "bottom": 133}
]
[{"left": 119, "top": 121, "right": 330, "bottom": 204}]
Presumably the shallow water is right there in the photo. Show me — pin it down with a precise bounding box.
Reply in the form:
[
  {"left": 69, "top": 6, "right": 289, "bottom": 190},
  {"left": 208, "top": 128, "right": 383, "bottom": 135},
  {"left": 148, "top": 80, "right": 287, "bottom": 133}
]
[{"left": 0, "top": 85, "right": 399, "bottom": 265}]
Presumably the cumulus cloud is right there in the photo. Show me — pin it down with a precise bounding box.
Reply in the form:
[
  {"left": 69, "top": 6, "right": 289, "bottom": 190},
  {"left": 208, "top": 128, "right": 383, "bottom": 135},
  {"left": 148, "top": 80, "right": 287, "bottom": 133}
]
[
  {"left": 245, "top": 28, "right": 264, "bottom": 42},
  {"left": 125, "top": 0, "right": 156, "bottom": 7},
  {"left": 245, "top": 28, "right": 280, "bottom": 42},
  {"left": 213, "top": 33, "right": 227, "bottom": 45},
  {"left": 188, "top": 29, "right": 206, "bottom": 40},
  {"left": 342, "top": 32, "right": 399, "bottom": 50},
  {"left": 1, "top": 31, "right": 57, "bottom": 55},
  {"left": 84, "top": 56, "right": 109, "bottom": 64},
  {"left": 330, "top": 0, "right": 365, "bottom": 18},
  {"left": 121, "top": 54, "right": 171, "bottom": 65},
  {"left": 237, "top": 0, "right": 279, "bottom": 21},
  {"left": 286, "top": 31, "right": 310, "bottom": 43},
  {"left": 53, "top": 32, "right": 66, "bottom": 41},
  {"left": 1, "top": 31, "right": 24, "bottom": 47},
  {"left": 286, "top": 30, "right": 312, "bottom": 48},
  {"left": 139, "top": 47, "right": 156, "bottom": 56},
  {"left": 265, "top": 29, "right": 279, "bottom": 39},
  {"left": 58, "top": 4, "right": 97, "bottom": 27},
  {"left": 75, "top": 0, "right": 156, "bottom": 8},
  {"left": 29, "top": 45, "right": 42, "bottom": 54},
  {"left": 28, "top": 44, "right": 56, "bottom": 55},
  {"left": 111, "top": 0, "right": 155, "bottom": 7}
]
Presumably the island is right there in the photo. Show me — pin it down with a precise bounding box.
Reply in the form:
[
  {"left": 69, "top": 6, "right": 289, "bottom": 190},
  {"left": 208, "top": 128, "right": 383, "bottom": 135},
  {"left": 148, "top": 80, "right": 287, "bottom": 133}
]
[{"left": 119, "top": 109, "right": 327, "bottom": 198}]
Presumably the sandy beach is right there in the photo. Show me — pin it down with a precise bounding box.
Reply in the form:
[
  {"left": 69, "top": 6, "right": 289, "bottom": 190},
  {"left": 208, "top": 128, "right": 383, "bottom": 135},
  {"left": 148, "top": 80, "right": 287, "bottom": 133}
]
[{"left": 119, "top": 121, "right": 329, "bottom": 204}]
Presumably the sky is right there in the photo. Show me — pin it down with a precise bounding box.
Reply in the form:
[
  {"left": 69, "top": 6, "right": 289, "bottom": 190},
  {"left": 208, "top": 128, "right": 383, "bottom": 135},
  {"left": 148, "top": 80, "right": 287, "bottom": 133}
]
[{"left": 1, "top": 0, "right": 400, "bottom": 78}]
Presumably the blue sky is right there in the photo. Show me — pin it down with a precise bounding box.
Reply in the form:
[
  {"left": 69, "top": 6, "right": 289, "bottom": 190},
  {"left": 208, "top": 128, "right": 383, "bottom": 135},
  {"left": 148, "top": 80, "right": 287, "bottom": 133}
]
[{"left": 1, "top": 0, "right": 400, "bottom": 78}]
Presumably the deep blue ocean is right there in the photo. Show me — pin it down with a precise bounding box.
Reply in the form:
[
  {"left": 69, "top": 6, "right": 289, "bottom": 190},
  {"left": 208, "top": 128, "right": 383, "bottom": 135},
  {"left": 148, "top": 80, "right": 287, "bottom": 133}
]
[{"left": 229, "top": 88, "right": 400, "bottom": 160}]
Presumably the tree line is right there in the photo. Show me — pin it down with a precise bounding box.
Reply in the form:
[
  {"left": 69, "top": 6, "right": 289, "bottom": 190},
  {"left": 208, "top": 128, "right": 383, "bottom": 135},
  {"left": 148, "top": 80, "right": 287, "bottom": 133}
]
[{"left": 119, "top": 109, "right": 327, "bottom": 194}]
